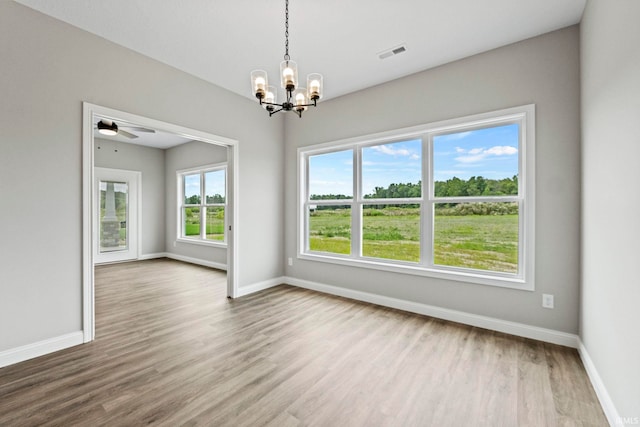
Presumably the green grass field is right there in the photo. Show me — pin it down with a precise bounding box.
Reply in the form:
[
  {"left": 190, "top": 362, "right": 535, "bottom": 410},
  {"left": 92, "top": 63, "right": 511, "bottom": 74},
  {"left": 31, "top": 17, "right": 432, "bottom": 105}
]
[
  {"left": 309, "top": 207, "right": 518, "bottom": 273},
  {"left": 185, "top": 207, "right": 225, "bottom": 241}
]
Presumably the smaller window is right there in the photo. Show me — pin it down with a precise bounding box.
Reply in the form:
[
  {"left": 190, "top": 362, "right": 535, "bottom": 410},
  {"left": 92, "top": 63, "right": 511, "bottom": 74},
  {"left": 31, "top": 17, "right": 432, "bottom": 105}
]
[{"left": 178, "top": 164, "right": 227, "bottom": 244}]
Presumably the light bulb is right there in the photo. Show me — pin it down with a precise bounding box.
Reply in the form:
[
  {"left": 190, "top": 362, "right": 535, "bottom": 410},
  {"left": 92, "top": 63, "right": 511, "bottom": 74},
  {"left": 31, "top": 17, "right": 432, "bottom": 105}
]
[
  {"left": 283, "top": 68, "right": 294, "bottom": 79},
  {"left": 265, "top": 91, "right": 274, "bottom": 103},
  {"left": 283, "top": 67, "right": 295, "bottom": 90}
]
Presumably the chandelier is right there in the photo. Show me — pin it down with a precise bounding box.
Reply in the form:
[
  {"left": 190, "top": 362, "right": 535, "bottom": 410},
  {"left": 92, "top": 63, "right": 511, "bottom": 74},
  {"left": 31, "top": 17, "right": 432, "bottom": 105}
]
[{"left": 250, "top": 0, "right": 323, "bottom": 117}]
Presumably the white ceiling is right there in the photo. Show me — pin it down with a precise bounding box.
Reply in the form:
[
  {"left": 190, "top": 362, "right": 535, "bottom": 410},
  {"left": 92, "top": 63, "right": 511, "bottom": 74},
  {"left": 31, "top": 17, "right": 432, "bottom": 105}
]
[
  {"left": 15, "top": 0, "right": 586, "bottom": 102},
  {"left": 93, "top": 117, "right": 193, "bottom": 149}
]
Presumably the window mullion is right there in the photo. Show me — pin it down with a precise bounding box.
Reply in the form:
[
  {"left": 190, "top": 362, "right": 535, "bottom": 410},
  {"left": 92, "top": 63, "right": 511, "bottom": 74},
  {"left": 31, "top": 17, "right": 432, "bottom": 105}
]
[
  {"left": 200, "top": 172, "right": 206, "bottom": 240},
  {"left": 352, "top": 148, "right": 362, "bottom": 259},
  {"left": 423, "top": 135, "right": 433, "bottom": 267}
]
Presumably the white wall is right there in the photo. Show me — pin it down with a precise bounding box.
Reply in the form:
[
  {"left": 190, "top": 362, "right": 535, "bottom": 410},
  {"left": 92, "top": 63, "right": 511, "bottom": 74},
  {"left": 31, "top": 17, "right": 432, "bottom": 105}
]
[
  {"left": 94, "top": 138, "right": 166, "bottom": 256},
  {"left": 165, "top": 140, "right": 228, "bottom": 266},
  {"left": 0, "top": 2, "right": 284, "bottom": 352},
  {"left": 580, "top": 0, "right": 640, "bottom": 420},
  {"left": 285, "top": 26, "right": 582, "bottom": 333}
]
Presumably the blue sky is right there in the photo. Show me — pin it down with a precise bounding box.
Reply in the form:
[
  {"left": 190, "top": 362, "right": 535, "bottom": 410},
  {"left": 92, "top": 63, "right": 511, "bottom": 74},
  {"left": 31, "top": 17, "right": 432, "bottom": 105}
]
[
  {"left": 433, "top": 123, "right": 519, "bottom": 182},
  {"left": 184, "top": 170, "right": 225, "bottom": 201},
  {"left": 309, "top": 141, "right": 422, "bottom": 197},
  {"left": 362, "top": 140, "right": 422, "bottom": 195},
  {"left": 205, "top": 170, "right": 225, "bottom": 197},
  {"left": 308, "top": 123, "right": 519, "bottom": 197}
]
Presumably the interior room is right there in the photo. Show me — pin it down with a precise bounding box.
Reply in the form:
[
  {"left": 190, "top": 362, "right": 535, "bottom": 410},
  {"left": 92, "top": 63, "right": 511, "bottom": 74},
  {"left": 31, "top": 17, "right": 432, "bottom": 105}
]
[{"left": 0, "top": 0, "right": 638, "bottom": 425}]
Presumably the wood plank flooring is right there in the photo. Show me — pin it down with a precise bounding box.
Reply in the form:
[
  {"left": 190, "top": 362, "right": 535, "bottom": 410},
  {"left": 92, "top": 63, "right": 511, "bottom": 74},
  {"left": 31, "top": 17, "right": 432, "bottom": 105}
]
[{"left": 0, "top": 259, "right": 607, "bottom": 426}]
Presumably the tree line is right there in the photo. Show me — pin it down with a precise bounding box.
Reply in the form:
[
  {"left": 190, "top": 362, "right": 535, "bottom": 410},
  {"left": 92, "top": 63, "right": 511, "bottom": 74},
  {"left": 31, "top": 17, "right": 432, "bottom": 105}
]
[
  {"left": 310, "top": 175, "right": 518, "bottom": 200},
  {"left": 184, "top": 194, "right": 225, "bottom": 204}
]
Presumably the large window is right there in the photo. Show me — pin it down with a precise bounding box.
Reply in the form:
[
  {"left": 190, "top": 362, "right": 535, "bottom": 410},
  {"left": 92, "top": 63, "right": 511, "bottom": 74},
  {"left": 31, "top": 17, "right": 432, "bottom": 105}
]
[
  {"left": 178, "top": 164, "right": 227, "bottom": 245},
  {"left": 299, "top": 105, "right": 535, "bottom": 289}
]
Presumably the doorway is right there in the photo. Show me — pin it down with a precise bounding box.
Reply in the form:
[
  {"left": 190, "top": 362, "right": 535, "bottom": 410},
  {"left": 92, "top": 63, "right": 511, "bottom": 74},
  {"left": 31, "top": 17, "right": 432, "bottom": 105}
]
[
  {"left": 94, "top": 167, "right": 141, "bottom": 264},
  {"left": 82, "top": 103, "right": 239, "bottom": 343}
]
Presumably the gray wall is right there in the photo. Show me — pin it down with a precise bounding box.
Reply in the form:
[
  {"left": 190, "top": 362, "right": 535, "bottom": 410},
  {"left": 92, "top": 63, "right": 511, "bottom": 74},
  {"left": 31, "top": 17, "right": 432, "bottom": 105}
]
[
  {"left": 581, "top": 0, "right": 640, "bottom": 419},
  {"left": 285, "top": 26, "right": 582, "bottom": 333},
  {"left": 165, "top": 140, "right": 228, "bottom": 266},
  {"left": 94, "top": 138, "right": 166, "bottom": 256},
  {"left": 0, "top": 2, "right": 284, "bottom": 352}
]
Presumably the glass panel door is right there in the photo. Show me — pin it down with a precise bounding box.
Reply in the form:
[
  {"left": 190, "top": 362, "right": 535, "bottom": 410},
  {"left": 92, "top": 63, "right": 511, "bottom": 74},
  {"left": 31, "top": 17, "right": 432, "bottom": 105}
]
[
  {"left": 94, "top": 167, "right": 139, "bottom": 264},
  {"left": 99, "top": 180, "right": 129, "bottom": 253}
]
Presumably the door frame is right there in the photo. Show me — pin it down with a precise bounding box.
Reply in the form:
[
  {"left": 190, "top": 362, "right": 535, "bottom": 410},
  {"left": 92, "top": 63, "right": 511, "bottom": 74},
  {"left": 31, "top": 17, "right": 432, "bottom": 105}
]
[
  {"left": 94, "top": 167, "right": 141, "bottom": 264},
  {"left": 82, "top": 102, "right": 240, "bottom": 343}
]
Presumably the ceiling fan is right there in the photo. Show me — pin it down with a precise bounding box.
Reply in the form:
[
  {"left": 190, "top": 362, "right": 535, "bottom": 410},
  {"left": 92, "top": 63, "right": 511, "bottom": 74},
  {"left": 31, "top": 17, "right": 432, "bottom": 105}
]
[{"left": 95, "top": 119, "right": 155, "bottom": 139}]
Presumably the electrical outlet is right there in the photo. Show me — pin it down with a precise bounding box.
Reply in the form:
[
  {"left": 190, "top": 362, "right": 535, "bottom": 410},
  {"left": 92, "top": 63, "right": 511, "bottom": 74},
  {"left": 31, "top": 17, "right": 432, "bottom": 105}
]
[
  {"left": 288, "top": 257, "right": 293, "bottom": 266},
  {"left": 542, "top": 294, "right": 554, "bottom": 309}
]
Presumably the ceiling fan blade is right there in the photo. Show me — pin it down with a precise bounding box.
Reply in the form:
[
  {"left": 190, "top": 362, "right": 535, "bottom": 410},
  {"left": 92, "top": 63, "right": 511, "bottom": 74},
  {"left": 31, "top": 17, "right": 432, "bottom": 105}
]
[
  {"left": 121, "top": 126, "right": 155, "bottom": 133},
  {"left": 118, "top": 129, "right": 138, "bottom": 139}
]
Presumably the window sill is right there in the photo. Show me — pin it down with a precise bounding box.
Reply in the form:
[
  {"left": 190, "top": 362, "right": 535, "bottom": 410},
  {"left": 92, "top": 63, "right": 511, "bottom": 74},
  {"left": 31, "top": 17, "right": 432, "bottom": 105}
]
[
  {"left": 176, "top": 238, "right": 227, "bottom": 248},
  {"left": 298, "top": 252, "right": 533, "bottom": 291}
]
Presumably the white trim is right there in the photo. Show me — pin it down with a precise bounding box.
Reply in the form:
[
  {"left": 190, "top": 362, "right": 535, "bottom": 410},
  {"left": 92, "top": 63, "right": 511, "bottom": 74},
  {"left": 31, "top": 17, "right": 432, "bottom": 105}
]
[
  {"left": 236, "top": 276, "right": 284, "bottom": 297},
  {"left": 164, "top": 253, "right": 227, "bottom": 271},
  {"left": 298, "top": 253, "right": 531, "bottom": 290},
  {"left": 578, "top": 339, "right": 620, "bottom": 427},
  {"left": 297, "top": 104, "right": 536, "bottom": 291},
  {"left": 177, "top": 163, "right": 228, "bottom": 244},
  {"left": 176, "top": 237, "right": 227, "bottom": 248},
  {"left": 94, "top": 253, "right": 226, "bottom": 270},
  {"left": 0, "top": 332, "right": 84, "bottom": 368},
  {"left": 82, "top": 104, "right": 95, "bottom": 343},
  {"left": 284, "top": 276, "right": 578, "bottom": 347},
  {"left": 83, "top": 102, "right": 240, "bottom": 341},
  {"left": 93, "top": 167, "right": 142, "bottom": 264},
  {"left": 136, "top": 252, "right": 167, "bottom": 261}
]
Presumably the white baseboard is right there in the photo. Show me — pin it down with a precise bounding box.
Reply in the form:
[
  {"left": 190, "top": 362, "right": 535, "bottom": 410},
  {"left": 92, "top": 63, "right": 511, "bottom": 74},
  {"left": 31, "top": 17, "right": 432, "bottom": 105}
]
[
  {"left": 138, "top": 252, "right": 167, "bottom": 261},
  {"left": 236, "top": 276, "right": 284, "bottom": 297},
  {"left": 578, "top": 339, "right": 620, "bottom": 427},
  {"left": 284, "top": 276, "right": 579, "bottom": 348},
  {"left": 163, "top": 253, "right": 227, "bottom": 271},
  {"left": 0, "top": 332, "right": 84, "bottom": 368}
]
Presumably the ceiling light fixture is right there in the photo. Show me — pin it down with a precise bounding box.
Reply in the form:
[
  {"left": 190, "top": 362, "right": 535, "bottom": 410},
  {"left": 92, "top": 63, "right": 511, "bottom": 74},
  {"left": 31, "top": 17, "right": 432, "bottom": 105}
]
[
  {"left": 97, "top": 119, "right": 118, "bottom": 136},
  {"left": 250, "top": 0, "right": 323, "bottom": 118}
]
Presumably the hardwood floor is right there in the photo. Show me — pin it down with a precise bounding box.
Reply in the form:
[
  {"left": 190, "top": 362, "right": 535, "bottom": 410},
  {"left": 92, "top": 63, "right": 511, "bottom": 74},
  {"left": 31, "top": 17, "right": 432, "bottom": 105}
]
[{"left": 0, "top": 259, "right": 607, "bottom": 426}]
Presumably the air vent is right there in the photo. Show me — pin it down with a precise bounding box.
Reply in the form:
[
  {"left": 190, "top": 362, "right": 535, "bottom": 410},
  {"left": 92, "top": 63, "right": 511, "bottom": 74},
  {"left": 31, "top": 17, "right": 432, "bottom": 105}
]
[{"left": 378, "top": 44, "right": 407, "bottom": 60}]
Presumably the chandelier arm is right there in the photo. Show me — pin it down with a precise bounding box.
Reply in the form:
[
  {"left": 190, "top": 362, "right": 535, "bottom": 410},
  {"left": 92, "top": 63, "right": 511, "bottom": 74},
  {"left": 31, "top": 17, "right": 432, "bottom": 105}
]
[
  {"left": 297, "top": 100, "right": 318, "bottom": 108},
  {"left": 269, "top": 106, "right": 286, "bottom": 117}
]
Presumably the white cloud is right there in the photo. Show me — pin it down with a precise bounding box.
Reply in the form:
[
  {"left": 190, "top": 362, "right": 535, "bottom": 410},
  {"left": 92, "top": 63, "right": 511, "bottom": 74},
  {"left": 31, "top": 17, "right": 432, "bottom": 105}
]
[
  {"left": 370, "top": 144, "right": 412, "bottom": 157},
  {"left": 455, "top": 147, "right": 466, "bottom": 153},
  {"left": 455, "top": 154, "right": 486, "bottom": 164},
  {"left": 485, "top": 146, "right": 518, "bottom": 156},
  {"left": 454, "top": 145, "right": 518, "bottom": 164}
]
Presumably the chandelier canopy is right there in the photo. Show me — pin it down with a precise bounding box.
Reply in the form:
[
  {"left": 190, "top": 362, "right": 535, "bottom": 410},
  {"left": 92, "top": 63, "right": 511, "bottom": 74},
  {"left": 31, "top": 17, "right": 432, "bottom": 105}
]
[{"left": 250, "top": 0, "right": 323, "bottom": 117}]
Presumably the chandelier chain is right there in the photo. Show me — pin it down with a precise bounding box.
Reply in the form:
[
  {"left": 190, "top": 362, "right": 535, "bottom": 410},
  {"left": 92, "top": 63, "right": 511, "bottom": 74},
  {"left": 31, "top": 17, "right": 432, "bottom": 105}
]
[{"left": 284, "top": 0, "right": 290, "bottom": 61}]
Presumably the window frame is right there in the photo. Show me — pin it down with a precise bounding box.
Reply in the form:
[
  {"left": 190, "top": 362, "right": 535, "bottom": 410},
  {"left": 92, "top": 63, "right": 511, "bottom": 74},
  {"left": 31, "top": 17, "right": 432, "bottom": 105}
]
[
  {"left": 177, "top": 162, "right": 228, "bottom": 247},
  {"left": 298, "top": 105, "right": 535, "bottom": 290}
]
